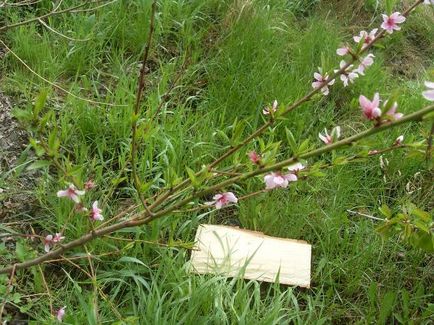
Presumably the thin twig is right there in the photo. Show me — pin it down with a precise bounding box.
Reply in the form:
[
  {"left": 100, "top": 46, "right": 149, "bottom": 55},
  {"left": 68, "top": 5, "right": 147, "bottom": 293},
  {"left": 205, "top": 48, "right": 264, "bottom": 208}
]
[
  {"left": 37, "top": 18, "right": 91, "bottom": 42},
  {"left": 346, "top": 209, "right": 385, "bottom": 221},
  {"left": 130, "top": 0, "right": 157, "bottom": 215},
  {"left": 37, "top": 265, "right": 53, "bottom": 314}
]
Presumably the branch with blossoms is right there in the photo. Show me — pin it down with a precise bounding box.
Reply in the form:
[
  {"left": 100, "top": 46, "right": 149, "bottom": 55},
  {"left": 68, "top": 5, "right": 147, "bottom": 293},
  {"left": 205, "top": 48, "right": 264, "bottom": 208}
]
[
  {"left": 133, "top": 0, "right": 425, "bottom": 210},
  {"left": 1, "top": 101, "right": 433, "bottom": 275},
  {"left": 1, "top": 0, "right": 434, "bottom": 286},
  {"left": 172, "top": 139, "right": 411, "bottom": 214}
]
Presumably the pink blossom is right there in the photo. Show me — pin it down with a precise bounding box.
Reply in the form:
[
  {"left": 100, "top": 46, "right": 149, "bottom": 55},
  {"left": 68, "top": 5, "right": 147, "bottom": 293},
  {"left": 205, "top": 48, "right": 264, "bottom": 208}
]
[
  {"left": 264, "top": 172, "right": 297, "bottom": 190},
  {"left": 56, "top": 306, "right": 66, "bottom": 322},
  {"left": 336, "top": 46, "right": 350, "bottom": 56},
  {"left": 84, "top": 180, "right": 96, "bottom": 190},
  {"left": 205, "top": 192, "right": 238, "bottom": 209},
  {"left": 353, "top": 29, "right": 378, "bottom": 47},
  {"left": 287, "top": 163, "right": 305, "bottom": 174},
  {"left": 263, "top": 100, "right": 278, "bottom": 115},
  {"left": 359, "top": 93, "right": 382, "bottom": 120},
  {"left": 319, "top": 126, "right": 341, "bottom": 145},
  {"left": 248, "top": 151, "right": 261, "bottom": 165},
  {"left": 312, "top": 69, "right": 335, "bottom": 96},
  {"left": 394, "top": 135, "right": 404, "bottom": 146},
  {"left": 56, "top": 184, "right": 85, "bottom": 203},
  {"left": 44, "top": 233, "right": 65, "bottom": 252},
  {"left": 89, "top": 201, "right": 104, "bottom": 221},
  {"left": 422, "top": 81, "right": 434, "bottom": 101},
  {"left": 381, "top": 12, "right": 406, "bottom": 34},
  {"left": 384, "top": 101, "right": 403, "bottom": 120},
  {"left": 356, "top": 54, "right": 375, "bottom": 75},
  {"left": 334, "top": 61, "right": 358, "bottom": 87}
]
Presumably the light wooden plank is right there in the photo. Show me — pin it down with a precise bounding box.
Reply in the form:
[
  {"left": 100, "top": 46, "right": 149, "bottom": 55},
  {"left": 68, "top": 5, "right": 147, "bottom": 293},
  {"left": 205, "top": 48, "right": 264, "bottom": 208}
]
[{"left": 189, "top": 225, "right": 311, "bottom": 287}]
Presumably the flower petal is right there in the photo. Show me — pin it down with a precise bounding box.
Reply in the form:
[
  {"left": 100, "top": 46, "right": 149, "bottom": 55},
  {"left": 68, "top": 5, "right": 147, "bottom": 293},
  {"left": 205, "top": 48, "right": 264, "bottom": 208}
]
[
  {"left": 422, "top": 90, "right": 434, "bottom": 101},
  {"left": 425, "top": 81, "right": 434, "bottom": 89}
]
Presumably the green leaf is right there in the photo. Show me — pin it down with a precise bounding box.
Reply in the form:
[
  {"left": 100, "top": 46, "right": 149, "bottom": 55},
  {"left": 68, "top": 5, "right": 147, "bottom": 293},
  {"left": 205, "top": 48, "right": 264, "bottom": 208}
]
[
  {"left": 413, "top": 220, "right": 430, "bottom": 233},
  {"left": 308, "top": 170, "right": 327, "bottom": 177},
  {"left": 15, "top": 240, "right": 28, "bottom": 262},
  {"left": 378, "top": 291, "right": 396, "bottom": 325},
  {"left": 48, "top": 131, "right": 60, "bottom": 155},
  {"left": 285, "top": 128, "right": 297, "bottom": 154},
  {"left": 413, "top": 232, "right": 434, "bottom": 252},
  {"left": 298, "top": 139, "right": 310, "bottom": 154},
  {"left": 231, "top": 119, "right": 246, "bottom": 144},
  {"left": 38, "top": 110, "right": 54, "bottom": 130},
  {"left": 332, "top": 156, "right": 348, "bottom": 165},
  {"left": 29, "top": 138, "right": 45, "bottom": 157},
  {"left": 411, "top": 208, "right": 431, "bottom": 222},
  {"left": 12, "top": 108, "right": 33, "bottom": 123},
  {"left": 33, "top": 89, "right": 48, "bottom": 117},
  {"left": 385, "top": 0, "right": 396, "bottom": 15},
  {"left": 379, "top": 204, "right": 392, "bottom": 218},
  {"left": 186, "top": 167, "right": 199, "bottom": 187},
  {"left": 27, "top": 160, "right": 51, "bottom": 171}
]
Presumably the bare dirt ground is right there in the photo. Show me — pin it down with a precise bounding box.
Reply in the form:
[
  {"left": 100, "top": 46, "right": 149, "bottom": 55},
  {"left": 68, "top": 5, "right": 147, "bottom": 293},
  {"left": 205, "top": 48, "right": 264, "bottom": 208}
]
[
  {"left": 0, "top": 91, "right": 34, "bottom": 218},
  {"left": 0, "top": 92, "right": 27, "bottom": 168}
]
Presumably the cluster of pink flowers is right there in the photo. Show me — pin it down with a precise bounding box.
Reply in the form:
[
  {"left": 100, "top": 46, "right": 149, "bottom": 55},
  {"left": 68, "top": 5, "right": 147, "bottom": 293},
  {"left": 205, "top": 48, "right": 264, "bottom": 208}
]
[
  {"left": 264, "top": 163, "right": 305, "bottom": 190},
  {"left": 56, "top": 184, "right": 85, "bottom": 203},
  {"left": 205, "top": 192, "right": 238, "bottom": 209},
  {"left": 44, "top": 233, "right": 65, "bottom": 253},
  {"left": 56, "top": 183, "right": 103, "bottom": 221},
  {"left": 205, "top": 163, "right": 306, "bottom": 209},
  {"left": 313, "top": 11, "right": 408, "bottom": 96},
  {"left": 359, "top": 93, "right": 403, "bottom": 122},
  {"left": 45, "top": 182, "right": 102, "bottom": 252},
  {"left": 312, "top": 68, "right": 335, "bottom": 95},
  {"left": 353, "top": 29, "right": 377, "bottom": 49}
]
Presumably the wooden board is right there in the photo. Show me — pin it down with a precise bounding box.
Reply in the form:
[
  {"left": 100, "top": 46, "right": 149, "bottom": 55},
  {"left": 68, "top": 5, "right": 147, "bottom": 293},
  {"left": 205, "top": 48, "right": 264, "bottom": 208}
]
[{"left": 189, "top": 225, "right": 311, "bottom": 287}]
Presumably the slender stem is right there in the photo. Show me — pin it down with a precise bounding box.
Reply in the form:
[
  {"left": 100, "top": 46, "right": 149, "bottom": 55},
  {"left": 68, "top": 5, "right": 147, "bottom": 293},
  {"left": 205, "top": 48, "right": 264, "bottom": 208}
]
[
  {"left": 130, "top": 0, "right": 157, "bottom": 215},
  {"left": 175, "top": 145, "right": 408, "bottom": 213},
  {"left": 37, "top": 265, "right": 53, "bottom": 314},
  {"left": 347, "top": 209, "right": 385, "bottom": 221}
]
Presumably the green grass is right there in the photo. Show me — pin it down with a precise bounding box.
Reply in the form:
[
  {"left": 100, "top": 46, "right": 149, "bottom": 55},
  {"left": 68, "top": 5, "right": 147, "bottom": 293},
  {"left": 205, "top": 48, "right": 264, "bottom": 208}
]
[{"left": 1, "top": 0, "right": 433, "bottom": 324}]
